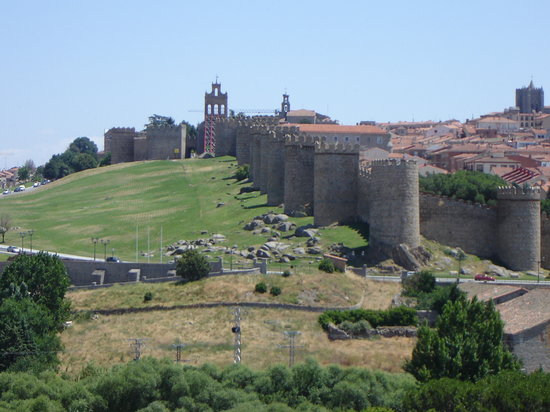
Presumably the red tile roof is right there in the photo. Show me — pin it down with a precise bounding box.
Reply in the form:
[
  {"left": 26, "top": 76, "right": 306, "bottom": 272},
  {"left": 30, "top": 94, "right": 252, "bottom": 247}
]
[{"left": 289, "top": 124, "right": 387, "bottom": 135}]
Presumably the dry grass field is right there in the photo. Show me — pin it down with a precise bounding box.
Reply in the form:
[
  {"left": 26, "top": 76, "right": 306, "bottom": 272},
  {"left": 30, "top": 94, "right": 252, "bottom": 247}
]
[{"left": 61, "top": 276, "right": 411, "bottom": 374}]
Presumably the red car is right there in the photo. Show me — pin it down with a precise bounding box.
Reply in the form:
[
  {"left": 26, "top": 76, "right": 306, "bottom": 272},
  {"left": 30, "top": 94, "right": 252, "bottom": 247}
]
[{"left": 474, "top": 274, "right": 495, "bottom": 281}]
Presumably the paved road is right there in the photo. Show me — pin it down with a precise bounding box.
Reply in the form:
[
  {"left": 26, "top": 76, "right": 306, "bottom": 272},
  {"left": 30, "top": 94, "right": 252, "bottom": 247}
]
[
  {"left": 0, "top": 245, "right": 101, "bottom": 262},
  {"left": 365, "top": 274, "right": 550, "bottom": 287}
]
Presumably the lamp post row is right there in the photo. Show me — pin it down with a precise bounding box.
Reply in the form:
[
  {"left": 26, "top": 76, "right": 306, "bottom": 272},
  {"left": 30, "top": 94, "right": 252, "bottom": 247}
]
[
  {"left": 18, "top": 230, "right": 34, "bottom": 254},
  {"left": 91, "top": 238, "right": 110, "bottom": 261}
]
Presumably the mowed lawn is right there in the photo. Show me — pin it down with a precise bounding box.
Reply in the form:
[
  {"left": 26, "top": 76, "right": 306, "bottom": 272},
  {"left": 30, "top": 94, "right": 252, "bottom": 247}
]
[{"left": 0, "top": 157, "right": 367, "bottom": 262}]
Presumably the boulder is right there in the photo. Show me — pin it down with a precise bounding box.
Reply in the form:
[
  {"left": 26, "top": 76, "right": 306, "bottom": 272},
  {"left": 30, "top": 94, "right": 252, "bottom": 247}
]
[
  {"left": 296, "top": 225, "right": 318, "bottom": 238},
  {"left": 307, "top": 246, "right": 322, "bottom": 255},
  {"left": 293, "top": 247, "right": 306, "bottom": 255},
  {"left": 276, "top": 222, "right": 296, "bottom": 232},
  {"left": 279, "top": 256, "right": 291, "bottom": 263},
  {"left": 273, "top": 214, "right": 289, "bottom": 223},
  {"left": 306, "top": 237, "right": 320, "bottom": 247},
  {"left": 211, "top": 234, "right": 226, "bottom": 243},
  {"left": 262, "top": 214, "right": 277, "bottom": 224},
  {"left": 261, "top": 227, "right": 271, "bottom": 233},
  {"left": 256, "top": 249, "right": 271, "bottom": 258},
  {"left": 244, "top": 219, "right": 265, "bottom": 231}
]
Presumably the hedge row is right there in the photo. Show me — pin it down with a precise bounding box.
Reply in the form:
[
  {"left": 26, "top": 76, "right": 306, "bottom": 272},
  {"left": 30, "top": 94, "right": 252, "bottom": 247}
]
[{"left": 318, "top": 306, "right": 418, "bottom": 330}]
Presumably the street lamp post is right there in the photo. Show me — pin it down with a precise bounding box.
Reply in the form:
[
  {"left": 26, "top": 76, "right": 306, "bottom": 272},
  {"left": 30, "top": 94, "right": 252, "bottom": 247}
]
[
  {"left": 27, "top": 230, "right": 34, "bottom": 253},
  {"left": 91, "top": 238, "right": 99, "bottom": 261},
  {"left": 101, "top": 239, "right": 110, "bottom": 261},
  {"left": 19, "top": 232, "right": 27, "bottom": 252}
]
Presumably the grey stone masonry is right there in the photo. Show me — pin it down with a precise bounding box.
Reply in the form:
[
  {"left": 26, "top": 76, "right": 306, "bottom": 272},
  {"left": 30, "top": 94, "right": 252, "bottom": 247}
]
[
  {"left": 497, "top": 187, "right": 541, "bottom": 271},
  {"left": 366, "top": 160, "right": 420, "bottom": 249},
  {"left": 265, "top": 128, "right": 287, "bottom": 206},
  {"left": 284, "top": 134, "right": 317, "bottom": 215},
  {"left": 314, "top": 142, "right": 360, "bottom": 226}
]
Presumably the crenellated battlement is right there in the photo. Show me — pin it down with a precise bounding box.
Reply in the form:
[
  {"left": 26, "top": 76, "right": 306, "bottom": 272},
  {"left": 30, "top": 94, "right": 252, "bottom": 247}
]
[
  {"left": 285, "top": 133, "right": 317, "bottom": 146},
  {"left": 497, "top": 186, "right": 542, "bottom": 201},
  {"left": 314, "top": 142, "right": 360, "bottom": 154},
  {"left": 106, "top": 127, "right": 136, "bottom": 134},
  {"left": 370, "top": 159, "right": 417, "bottom": 167}
]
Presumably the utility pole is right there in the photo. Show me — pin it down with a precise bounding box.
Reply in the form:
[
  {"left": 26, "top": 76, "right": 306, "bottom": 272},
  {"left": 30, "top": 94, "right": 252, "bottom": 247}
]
[
  {"left": 101, "top": 239, "right": 110, "bottom": 261},
  {"left": 172, "top": 342, "right": 190, "bottom": 363},
  {"left": 231, "top": 307, "right": 243, "bottom": 363},
  {"left": 280, "top": 331, "right": 303, "bottom": 367},
  {"left": 128, "top": 338, "right": 147, "bottom": 361},
  {"left": 91, "top": 237, "right": 98, "bottom": 261}
]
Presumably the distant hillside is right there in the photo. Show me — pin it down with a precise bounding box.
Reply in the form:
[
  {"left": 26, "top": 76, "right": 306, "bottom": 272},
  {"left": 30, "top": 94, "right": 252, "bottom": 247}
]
[{"left": 0, "top": 157, "right": 366, "bottom": 263}]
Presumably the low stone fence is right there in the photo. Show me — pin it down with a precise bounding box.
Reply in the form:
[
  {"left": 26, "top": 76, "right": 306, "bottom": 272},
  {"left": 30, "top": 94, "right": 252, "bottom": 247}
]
[
  {"left": 327, "top": 323, "right": 417, "bottom": 340},
  {"left": 75, "top": 299, "right": 364, "bottom": 317}
]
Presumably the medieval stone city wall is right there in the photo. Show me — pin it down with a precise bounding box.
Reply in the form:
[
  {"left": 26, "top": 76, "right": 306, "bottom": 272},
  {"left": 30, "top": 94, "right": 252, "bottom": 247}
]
[
  {"left": 313, "top": 142, "right": 360, "bottom": 226},
  {"left": 105, "top": 128, "right": 137, "bottom": 164},
  {"left": 215, "top": 117, "right": 544, "bottom": 271},
  {"left": 366, "top": 160, "right": 420, "bottom": 249},
  {"left": 283, "top": 135, "right": 316, "bottom": 215},
  {"left": 106, "top": 125, "right": 185, "bottom": 164},
  {"left": 141, "top": 125, "right": 186, "bottom": 161},
  {"left": 496, "top": 187, "right": 541, "bottom": 271},
  {"left": 419, "top": 193, "right": 497, "bottom": 258},
  {"left": 265, "top": 129, "right": 287, "bottom": 206}
]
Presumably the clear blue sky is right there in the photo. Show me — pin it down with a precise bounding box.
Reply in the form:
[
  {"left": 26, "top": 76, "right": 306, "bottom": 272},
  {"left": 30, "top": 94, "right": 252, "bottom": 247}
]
[{"left": 1, "top": 0, "right": 549, "bottom": 167}]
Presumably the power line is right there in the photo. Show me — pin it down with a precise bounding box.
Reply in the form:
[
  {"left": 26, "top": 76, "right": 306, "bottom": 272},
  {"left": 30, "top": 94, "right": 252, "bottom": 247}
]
[
  {"left": 231, "top": 307, "right": 244, "bottom": 364},
  {"left": 128, "top": 338, "right": 147, "bottom": 361},
  {"left": 280, "top": 331, "right": 303, "bottom": 367}
]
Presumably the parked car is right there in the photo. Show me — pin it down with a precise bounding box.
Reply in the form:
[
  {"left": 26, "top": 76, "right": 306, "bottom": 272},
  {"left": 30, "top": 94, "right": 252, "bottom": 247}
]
[
  {"left": 7, "top": 246, "right": 20, "bottom": 254},
  {"left": 474, "top": 273, "right": 495, "bottom": 281},
  {"left": 2, "top": 189, "right": 10, "bottom": 195},
  {"left": 33, "top": 182, "right": 40, "bottom": 187},
  {"left": 106, "top": 256, "right": 121, "bottom": 262}
]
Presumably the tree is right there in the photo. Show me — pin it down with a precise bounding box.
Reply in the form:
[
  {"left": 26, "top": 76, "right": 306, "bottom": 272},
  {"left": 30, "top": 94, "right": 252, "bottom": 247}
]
[
  {"left": 176, "top": 250, "right": 211, "bottom": 282},
  {"left": 70, "top": 152, "right": 98, "bottom": 172},
  {"left": 404, "top": 296, "right": 520, "bottom": 382},
  {"left": 24, "top": 159, "right": 36, "bottom": 173},
  {"left": 146, "top": 114, "right": 175, "bottom": 129},
  {"left": 0, "top": 252, "right": 71, "bottom": 327},
  {"left": 99, "top": 152, "right": 111, "bottom": 167},
  {"left": 69, "top": 137, "right": 98, "bottom": 158},
  {"left": 0, "top": 213, "right": 12, "bottom": 243},
  {"left": 0, "top": 298, "right": 62, "bottom": 372},
  {"left": 18, "top": 166, "right": 29, "bottom": 181}
]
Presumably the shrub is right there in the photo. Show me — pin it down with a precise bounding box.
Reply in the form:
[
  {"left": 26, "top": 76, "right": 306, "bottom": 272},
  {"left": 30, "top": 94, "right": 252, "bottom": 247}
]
[
  {"left": 270, "top": 286, "right": 281, "bottom": 296},
  {"left": 402, "top": 270, "right": 436, "bottom": 296},
  {"left": 234, "top": 165, "right": 250, "bottom": 181},
  {"left": 282, "top": 270, "right": 291, "bottom": 277},
  {"left": 340, "top": 320, "right": 372, "bottom": 336},
  {"left": 319, "top": 307, "right": 418, "bottom": 331},
  {"left": 318, "top": 258, "right": 335, "bottom": 273},
  {"left": 255, "top": 282, "right": 267, "bottom": 293},
  {"left": 143, "top": 292, "right": 153, "bottom": 303},
  {"left": 176, "top": 250, "right": 211, "bottom": 283}
]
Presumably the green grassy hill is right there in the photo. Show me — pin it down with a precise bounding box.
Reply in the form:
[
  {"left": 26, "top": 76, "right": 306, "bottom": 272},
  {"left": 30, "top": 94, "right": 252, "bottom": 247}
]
[{"left": 0, "top": 157, "right": 367, "bottom": 263}]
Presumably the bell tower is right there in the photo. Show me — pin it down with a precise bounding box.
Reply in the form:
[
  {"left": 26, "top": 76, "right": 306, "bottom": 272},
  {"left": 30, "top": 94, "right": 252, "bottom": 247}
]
[
  {"left": 204, "top": 80, "right": 228, "bottom": 153},
  {"left": 280, "top": 93, "right": 290, "bottom": 120}
]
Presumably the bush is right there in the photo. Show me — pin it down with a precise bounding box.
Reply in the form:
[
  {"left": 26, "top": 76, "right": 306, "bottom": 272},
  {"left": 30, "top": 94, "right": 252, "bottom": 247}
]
[
  {"left": 403, "top": 270, "right": 436, "bottom": 296},
  {"left": 270, "top": 286, "right": 281, "bottom": 296},
  {"left": 143, "top": 292, "right": 153, "bottom": 303},
  {"left": 340, "top": 320, "right": 372, "bottom": 336},
  {"left": 282, "top": 270, "right": 291, "bottom": 277},
  {"left": 255, "top": 282, "right": 267, "bottom": 293},
  {"left": 318, "top": 258, "right": 335, "bottom": 273},
  {"left": 176, "top": 250, "right": 211, "bottom": 283},
  {"left": 234, "top": 165, "right": 250, "bottom": 181},
  {"left": 319, "top": 306, "right": 418, "bottom": 331}
]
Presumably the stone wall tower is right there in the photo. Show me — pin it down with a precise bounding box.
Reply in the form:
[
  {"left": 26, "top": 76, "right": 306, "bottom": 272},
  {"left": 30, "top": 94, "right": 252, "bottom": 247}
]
[
  {"left": 284, "top": 133, "right": 316, "bottom": 216},
  {"left": 497, "top": 187, "right": 541, "bottom": 271},
  {"left": 367, "top": 160, "right": 420, "bottom": 249},
  {"left": 204, "top": 81, "right": 228, "bottom": 153},
  {"left": 313, "top": 142, "right": 360, "bottom": 226}
]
